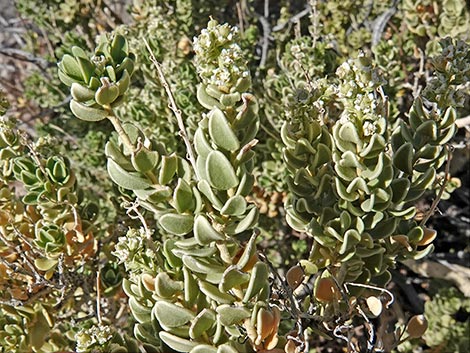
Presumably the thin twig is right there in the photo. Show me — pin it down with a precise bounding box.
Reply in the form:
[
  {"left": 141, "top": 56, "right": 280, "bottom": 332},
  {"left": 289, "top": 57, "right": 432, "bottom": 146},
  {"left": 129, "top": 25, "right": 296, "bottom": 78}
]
[
  {"left": 22, "top": 96, "right": 71, "bottom": 123},
  {"left": 0, "top": 47, "right": 51, "bottom": 70},
  {"left": 371, "top": 0, "right": 399, "bottom": 47},
  {"left": 308, "top": 0, "right": 319, "bottom": 48},
  {"left": 102, "top": 0, "right": 124, "bottom": 26},
  {"left": 419, "top": 144, "right": 453, "bottom": 226},
  {"left": 143, "top": 38, "right": 200, "bottom": 181},
  {"left": 257, "top": 0, "right": 271, "bottom": 68},
  {"left": 236, "top": 2, "right": 245, "bottom": 34},
  {"left": 96, "top": 270, "right": 102, "bottom": 325},
  {"left": 124, "top": 201, "right": 153, "bottom": 239},
  {"left": 345, "top": 282, "right": 395, "bottom": 309},
  {"left": 412, "top": 48, "right": 425, "bottom": 98},
  {"left": 105, "top": 107, "right": 137, "bottom": 153},
  {"left": 272, "top": 6, "right": 312, "bottom": 32},
  {"left": 456, "top": 115, "right": 470, "bottom": 128}
]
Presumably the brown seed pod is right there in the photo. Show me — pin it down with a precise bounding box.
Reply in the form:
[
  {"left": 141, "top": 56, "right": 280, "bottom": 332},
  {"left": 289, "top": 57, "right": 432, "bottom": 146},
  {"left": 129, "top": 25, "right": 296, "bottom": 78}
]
[
  {"left": 284, "top": 339, "right": 297, "bottom": 353},
  {"left": 256, "top": 307, "right": 274, "bottom": 345},
  {"left": 241, "top": 252, "right": 259, "bottom": 272},
  {"left": 314, "top": 277, "right": 338, "bottom": 303},
  {"left": 140, "top": 273, "right": 155, "bottom": 292},
  {"left": 417, "top": 228, "right": 437, "bottom": 246},
  {"left": 286, "top": 265, "right": 304, "bottom": 290},
  {"left": 177, "top": 37, "right": 192, "bottom": 55},
  {"left": 406, "top": 314, "right": 428, "bottom": 338},
  {"left": 365, "top": 296, "right": 383, "bottom": 317}
]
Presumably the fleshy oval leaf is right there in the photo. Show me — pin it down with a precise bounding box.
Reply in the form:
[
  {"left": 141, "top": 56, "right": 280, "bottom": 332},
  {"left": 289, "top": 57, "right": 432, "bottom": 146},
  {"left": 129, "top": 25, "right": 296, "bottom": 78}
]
[
  {"left": 159, "top": 213, "right": 194, "bottom": 236},
  {"left": 220, "top": 195, "right": 247, "bottom": 216},
  {"left": 107, "top": 158, "right": 151, "bottom": 190},
  {"left": 70, "top": 100, "right": 108, "bottom": 122},
  {"left": 208, "top": 108, "right": 240, "bottom": 152},
  {"left": 194, "top": 214, "right": 225, "bottom": 245},
  {"left": 206, "top": 151, "right": 239, "bottom": 190},
  {"left": 216, "top": 305, "right": 251, "bottom": 326},
  {"left": 153, "top": 301, "right": 195, "bottom": 328},
  {"left": 393, "top": 143, "right": 414, "bottom": 175},
  {"left": 159, "top": 331, "right": 198, "bottom": 352}
]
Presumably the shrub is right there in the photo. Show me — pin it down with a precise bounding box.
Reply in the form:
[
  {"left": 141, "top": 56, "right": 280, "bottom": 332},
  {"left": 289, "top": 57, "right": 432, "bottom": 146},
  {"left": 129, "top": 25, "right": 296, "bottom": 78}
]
[{"left": 1, "top": 1, "right": 469, "bottom": 352}]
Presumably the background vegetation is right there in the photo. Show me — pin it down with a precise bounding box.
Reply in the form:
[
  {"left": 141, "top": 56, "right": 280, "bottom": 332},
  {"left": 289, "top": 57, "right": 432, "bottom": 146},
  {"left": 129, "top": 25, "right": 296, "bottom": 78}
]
[{"left": 0, "top": 1, "right": 469, "bottom": 352}]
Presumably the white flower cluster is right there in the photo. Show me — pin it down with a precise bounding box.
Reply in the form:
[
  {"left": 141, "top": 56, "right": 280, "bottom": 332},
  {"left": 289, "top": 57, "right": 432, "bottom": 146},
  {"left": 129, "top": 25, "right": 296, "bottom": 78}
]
[
  {"left": 423, "top": 38, "right": 470, "bottom": 108},
  {"left": 113, "top": 227, "right": 146, "bottom": 265},
  {"left": 336, "top": 54, "right": 385, "bottom": 127},
  {"left": 193, "top": 20, "right": 249, "bottom": 88},
  {"left": 75, "top": 324, "right": 112, "bottom": 352},
  {"left": 193, "top": 22, "right": 236, "bottom": 57},
  {"left": 210, "top": 44, "right": 249, "bottom": 87}
]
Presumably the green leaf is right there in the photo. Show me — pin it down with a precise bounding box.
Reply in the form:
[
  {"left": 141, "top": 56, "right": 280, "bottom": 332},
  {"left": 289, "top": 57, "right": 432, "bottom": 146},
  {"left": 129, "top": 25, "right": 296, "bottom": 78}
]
[
  {"left": 339, "top": 229, "right": 361, "bottom": 255},
  {"left": 197, "top": 180, "right": 223, "bottom": 210},
  {"left": 235, "top": 173, "right": 254, "bottom": 197},
  {"left": 172, "top": 246, "right": 217, "bottom": 258},
  {"left": 76, "top": 56, "right": 95, "bottom": 84},
  {"left": 233, "top": 93, "right": 258, "bottom": 130},
  {"left": 60, "top": 54, "right": 82, "bottom": 80},
  {"left": 131, "top": 148, "right": 159, "bottom": 173},
  {"left": 236, "top": 232, "right": 258, "bottom": 269},
  {"left": 183, "top": 266, "right": 199, "bottom": 306},
  {"left": 70, "top": 83, "right": 95, "bottom": 102},
  {"left": 88, "top": 76, "right": 101, "bottom": 90},
  {"left": 160, "top": 239, "right": 182, "bottom": 269},
  {"left": 173, "top": 179, "right": 194, "bottom": 213},
  {"left": 129, "top": 297, "right": 151, "bottom": 323},
  {"left": 393, "top": 142, "right": 414, "bottom": 175},
  {"left": 190, "top": 345, "right": 218, "bottom": 353},
  {"left": 208, "top": 109, "right": 240, "bottom": 151},
  {"left": 22, "top": 192, "right": 40, "bottom": 205},
  {"left": 411, "top": 167, "right": 436, "bottom": 191},
  {"left": 220, "top": 195, "right": 247, "bottom": 216},
  {"left": 219, "top": 267, "right": 250, "bottom": 292},
  {"left": 416, "top": 120, "right": 438, "bottom": 139},
  {"left": 159, "top": 154, "right": 178, "bottom": 185},
  {"left": 104, "top": 140, "right": 133, "bottom": 169},
  {"left": 116, "top": 69, "right": 130, "bottom": 95},
  {"left": 216, "top": 305, "right": 251, "bottom": 326},
  {"left": 189, "top": 309, "right": 216, "bottom": 339},
  {"left": 220, "top": 92, "right": 241, "bottom": 107},
  {"left": 95, "top": 84, "right": 119, "bottom": 105},
  {"left": 198, "top": 280, "right": 235, "bottom": 304},
  {"left": 111, "top": 34, "right": 128, "bottom": 63},
  {"left": 153, "top": 301, "right": 195, "bottom": 328},
  {"left": 106, "top": 65, "right": 117, "bottom": 82},
  {"left": 194, "top": 128, "right": 213, "bottom": 159},
  {"left": 390, "top": 178, "right": 411, "bottom": 203},
  {"left": 159, "top": 332, "right": 198, "bottom": 352},
  {"left": 116, "top": 57, "right": 135, "bottom": 77},
  {"left": 242, "top": 262, "right": 269, "bottom": 303},
  {"left": 30, "top": 308, "right": 51, "bottom": 349},
  {"left": 206, "top": 151, "right": 238, "bottom": 190},
  {"left": 155, "top": 272, "right": 183, "bottom": 298},
  {"left": 194, "top": 214, "right": 225, "bottom": 245},
  {"left": 71, "top": 46, "right": 88, "bottom": 59},
  {"left": 34, "top": 258, "right": 58, "bottom": 271},
  {"left": 338, "top": 122, "right": 361, "bottom": 144},
  {"left": 159, "top": 213, "right": 194, "bottom": 236},
  {"left": 70, "top": 100, "right": 108, "bottom": 122},
  {"left": 107, "top": 158, "right": 151, "bottom": 190},
  {"left": 182, "top": 255, "right": 226, "bottom": 275},
  {"left": 440, "top": 107, "right": 456, "bottom": 129},
  {"left": 197, "top": 84, "right": 223, "bottom": 110},
  {"left": 225, "top": 206, "right": 258, "bottom": 234}
]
